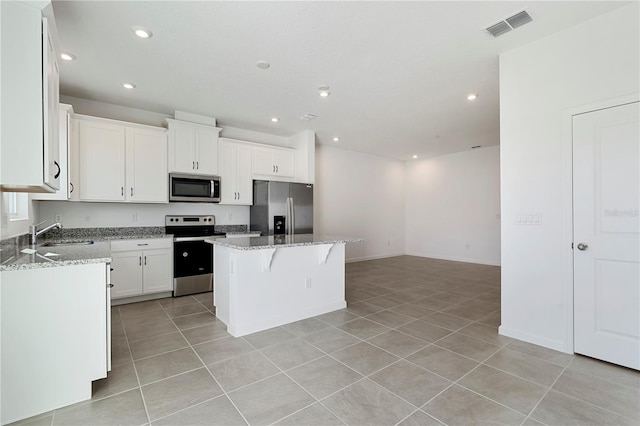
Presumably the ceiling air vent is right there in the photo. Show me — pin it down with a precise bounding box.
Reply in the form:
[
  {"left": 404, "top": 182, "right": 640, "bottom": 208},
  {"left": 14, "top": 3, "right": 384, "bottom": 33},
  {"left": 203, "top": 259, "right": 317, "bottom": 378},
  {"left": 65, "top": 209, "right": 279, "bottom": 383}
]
[
  {"left": 485, "top": 10, "right": 533, "bottom": 38},
  {"left": 300, "top": 113, "right": 317, "bottom": 121}
]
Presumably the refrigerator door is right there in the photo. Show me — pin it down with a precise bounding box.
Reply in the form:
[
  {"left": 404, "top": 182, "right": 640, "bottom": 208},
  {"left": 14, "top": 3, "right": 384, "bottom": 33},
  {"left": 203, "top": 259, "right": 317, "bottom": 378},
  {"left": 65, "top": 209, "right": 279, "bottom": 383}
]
[
  {"left": 250, "top": 180, "right": 291, "bottom": 235},
  {"left": 290, "top": 183, "right": 313, "bottom": 234}
]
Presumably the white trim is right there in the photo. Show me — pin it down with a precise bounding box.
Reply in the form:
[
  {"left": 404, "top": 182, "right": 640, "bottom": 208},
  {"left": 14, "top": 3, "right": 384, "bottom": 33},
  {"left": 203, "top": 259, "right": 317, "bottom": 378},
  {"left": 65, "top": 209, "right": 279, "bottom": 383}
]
[
  {"left": 499, "top": 325, "right": 571, "bottom": 354},
  {"left": 562, "top": 92, "right": 640, "bottom": 355},
  {"left": 404, "top": 251, "right": 501, "bottom": 266}
]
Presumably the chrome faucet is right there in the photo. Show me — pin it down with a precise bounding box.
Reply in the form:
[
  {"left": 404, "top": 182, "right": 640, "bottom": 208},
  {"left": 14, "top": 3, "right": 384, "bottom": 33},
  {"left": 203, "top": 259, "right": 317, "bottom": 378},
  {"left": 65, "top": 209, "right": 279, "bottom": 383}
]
[{"left": 30, "top": 221, "right": 62, "bottom": 246}]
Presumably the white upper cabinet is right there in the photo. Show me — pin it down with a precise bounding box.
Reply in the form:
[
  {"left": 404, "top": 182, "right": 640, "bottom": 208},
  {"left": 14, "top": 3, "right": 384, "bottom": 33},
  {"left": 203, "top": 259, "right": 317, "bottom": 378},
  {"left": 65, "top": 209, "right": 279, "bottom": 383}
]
[
  {"left": 31, "top": 104, "right": 74, "bottom": 201},
  {"left": 77, "top": 115, "right": 168, "bottom": 203},
  {"left": 166, "top": 119, "right": 222, "bottom": 175},
  {"left": 0, "top": 2, "right": 60, "bottom": 192},
  {"left": 219, "top": 138, "right": 252, "bottom": 205},
  {"left": 252, "top": 145, "right": 296, "bottom": 179}
]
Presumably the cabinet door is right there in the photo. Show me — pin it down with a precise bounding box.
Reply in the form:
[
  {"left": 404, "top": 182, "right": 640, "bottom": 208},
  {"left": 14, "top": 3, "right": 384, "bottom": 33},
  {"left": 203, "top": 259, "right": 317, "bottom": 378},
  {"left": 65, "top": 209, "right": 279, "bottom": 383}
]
[
  {"left": 126, "top": 127, "right": 168, "bottom": 203},
  {"left": 235, "top": 144, "right": 253, "bottom": 205},
  {"left": 219, "top": 140, "right": 237, "bottom": 204},
  {"left": 273, "top": 149, "right": 295, "bottom": 178},
  {"left": 68, "top": 118, "right": 80, "bottom": 201},
  {"left": 79, "top": 120, "right": 125, "bottom": 201},
  {"left": 194, "top": 127, "right": 219, "bottom": 175},
  {"left": 168, "top": 123, "right": 196, "bottom": 173},
  {"left": 42, "top": 17, "right": 60, "bottom": 191},
  {"left": 142, "top": 249, "right": 173, "bottom": 294},
  {"left": 252, "top": 146, "right": 275, "bottom": 175},
  {"left": 110, "top": 251, "right": 143, "bottom": 299}
]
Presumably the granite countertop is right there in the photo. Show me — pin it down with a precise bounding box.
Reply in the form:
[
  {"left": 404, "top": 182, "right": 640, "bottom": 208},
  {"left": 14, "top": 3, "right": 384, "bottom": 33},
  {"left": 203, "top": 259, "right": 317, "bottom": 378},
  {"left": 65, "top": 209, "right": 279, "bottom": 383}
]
[
  {"left": 0, "top": 241, "right": 112, "bottom": 271},
  {"left": 207, "top": 234, "right": 363, "bottom": 250}
]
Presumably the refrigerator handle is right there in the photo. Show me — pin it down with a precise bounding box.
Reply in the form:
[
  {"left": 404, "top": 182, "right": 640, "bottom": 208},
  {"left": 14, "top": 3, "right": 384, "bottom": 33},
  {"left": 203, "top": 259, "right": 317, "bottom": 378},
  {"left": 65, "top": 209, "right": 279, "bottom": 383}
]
[{"left": 290, "top": 196, "right": 295, "bottom": 235}]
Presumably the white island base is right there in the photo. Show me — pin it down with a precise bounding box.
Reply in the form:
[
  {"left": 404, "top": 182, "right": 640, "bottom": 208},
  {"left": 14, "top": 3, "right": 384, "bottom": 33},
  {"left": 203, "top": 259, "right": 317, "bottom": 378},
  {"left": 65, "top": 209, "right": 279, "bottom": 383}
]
[{"left": 213, "top": 242, "right": 347, "bottom": 337}]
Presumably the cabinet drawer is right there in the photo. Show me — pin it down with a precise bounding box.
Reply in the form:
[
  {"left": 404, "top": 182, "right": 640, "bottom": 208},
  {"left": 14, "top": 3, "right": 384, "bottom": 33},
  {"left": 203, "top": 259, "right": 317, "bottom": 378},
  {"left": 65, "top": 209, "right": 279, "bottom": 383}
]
[{"left": 111, "top": 237, "right": 172, "bottom": 252}]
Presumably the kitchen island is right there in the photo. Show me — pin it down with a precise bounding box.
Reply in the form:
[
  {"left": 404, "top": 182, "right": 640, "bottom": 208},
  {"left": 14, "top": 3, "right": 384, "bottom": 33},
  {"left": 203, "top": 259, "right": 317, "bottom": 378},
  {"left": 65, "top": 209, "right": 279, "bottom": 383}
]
[{"left": 207, "top": 234, "right": 362, "bottom": 337}]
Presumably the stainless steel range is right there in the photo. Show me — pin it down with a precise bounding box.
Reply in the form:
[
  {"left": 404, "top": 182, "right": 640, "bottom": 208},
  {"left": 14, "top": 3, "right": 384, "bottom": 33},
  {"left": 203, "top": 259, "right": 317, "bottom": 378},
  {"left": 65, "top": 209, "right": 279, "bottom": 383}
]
[{"left": 165, "top": 215, "right": 226, "bottom": 297}]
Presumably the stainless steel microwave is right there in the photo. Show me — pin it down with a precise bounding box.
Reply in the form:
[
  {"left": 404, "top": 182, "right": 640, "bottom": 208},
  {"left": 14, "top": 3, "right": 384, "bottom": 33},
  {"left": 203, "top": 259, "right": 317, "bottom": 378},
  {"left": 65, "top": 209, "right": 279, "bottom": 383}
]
[{"left": 169, "top": 173, "right": 221, "bottom": 203}]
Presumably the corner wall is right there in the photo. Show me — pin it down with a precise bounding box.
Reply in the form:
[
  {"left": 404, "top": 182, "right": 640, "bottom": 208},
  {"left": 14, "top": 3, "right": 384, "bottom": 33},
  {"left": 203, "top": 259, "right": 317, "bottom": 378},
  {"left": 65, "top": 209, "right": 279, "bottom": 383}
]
[
  {"left": 499, "top": 3, "right": 639, "bottom": 352},
  {"left": 405, "top": 146, "right": 500, "bottom": 265},
  {"left": 314, "top": 145, "right": 406, "bottom": 262}
]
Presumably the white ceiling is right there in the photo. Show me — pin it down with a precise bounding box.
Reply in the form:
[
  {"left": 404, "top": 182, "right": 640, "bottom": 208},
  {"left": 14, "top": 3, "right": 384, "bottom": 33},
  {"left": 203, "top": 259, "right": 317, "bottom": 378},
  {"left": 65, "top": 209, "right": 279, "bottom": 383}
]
[{"left": 52, "top": 1, "right": 629, "bottom": 161}]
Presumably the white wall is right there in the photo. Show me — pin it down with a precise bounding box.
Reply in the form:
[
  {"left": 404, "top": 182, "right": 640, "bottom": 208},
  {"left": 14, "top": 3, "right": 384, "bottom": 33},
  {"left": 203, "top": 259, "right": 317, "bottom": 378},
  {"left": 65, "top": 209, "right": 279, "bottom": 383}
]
[
  {"left": 37, "top": 201, "right": 248, "bottom": 228},
  {"left": 405, "top": 146, "right": 500, "bottom": 265},
  {"left": 314, "top": 144, "right": 405, "bottom": 262},
  {"left": 499, "top": 3, "right": 639, "bottom": 352}
]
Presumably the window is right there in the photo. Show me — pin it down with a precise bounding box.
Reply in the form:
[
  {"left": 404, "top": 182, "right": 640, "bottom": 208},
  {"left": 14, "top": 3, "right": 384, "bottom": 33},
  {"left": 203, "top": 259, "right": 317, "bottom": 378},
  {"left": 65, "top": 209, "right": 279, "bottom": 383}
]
[{"left": 1, "top": 192, "right": 28, "bottom": 221}]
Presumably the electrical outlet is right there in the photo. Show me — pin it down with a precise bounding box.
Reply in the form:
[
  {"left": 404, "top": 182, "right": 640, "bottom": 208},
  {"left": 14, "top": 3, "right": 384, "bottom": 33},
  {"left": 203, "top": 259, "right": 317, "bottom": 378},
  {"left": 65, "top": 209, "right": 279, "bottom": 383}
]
[
  {"left": 54, "top": 214, "right": 62, "bottom": 223},
  {"left": 132, "top": 213, "right": 137, "bottom": 222}
]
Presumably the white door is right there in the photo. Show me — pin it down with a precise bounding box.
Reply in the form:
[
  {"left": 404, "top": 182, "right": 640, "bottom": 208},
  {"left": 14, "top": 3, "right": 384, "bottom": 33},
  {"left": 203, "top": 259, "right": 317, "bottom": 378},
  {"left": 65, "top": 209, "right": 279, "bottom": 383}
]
[
  {"left": 126, "top": 127, "right": 168, "bottom": 202},
  {"left": 273, "top": 149, "right": 295, "bottom": 178},
  {"left": 194, "top": 127, "right": 219, "bottom": 175},
  {"left": 142, "top": 249, "right": 173, "bottom": 294},
  {"left": 168, "top": 123, "right": 196, "bottom": 173},
  {"left": 573, "top": 101, "right": 640, "bottom": 370},
  {"left": 252, "top": 146, "right": 275, "bottom": 176},
  {"left": 79, "top": 120, "right": 125, "bottom": 201}
]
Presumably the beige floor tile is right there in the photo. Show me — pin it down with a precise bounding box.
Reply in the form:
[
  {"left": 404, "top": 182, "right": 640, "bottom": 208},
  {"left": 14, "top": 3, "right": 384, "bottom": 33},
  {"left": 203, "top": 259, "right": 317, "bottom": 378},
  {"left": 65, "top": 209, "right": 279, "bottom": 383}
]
[
  {"left": 152, "top": 395, "right": 245, "bottom": 426},
  {"left": 193, "top": 336, "right": 255, "bottom": 365},
  {"left": 118, "top": 300, "right": 163, "bottom": 318},
  {"left": 315, "top": 309, "right": 360, "bottom": 326},
  {"left": 121, "top": 309, "right": 171, "bottom": 327},
  {"left": 135, "top": 347, "right": 203, "bottom": 385},
  {"left": 397, "top": 320, "right": 452, "bottom": 343},
  {"left": 303, "top": 327, "right": 361, "bottom": 353},
  {"left": 157, "top": 295, "right": 196, "bottom": 308},
  {"left": 484, "top": 348, "right": 564, "bottom": 387},
  {"left": 332, "top": 342, "right": 399, "bottom": 375},
  {"left": 390, "top": 303, "right": 437, "bottom": 319},
  {"left": 457, "top": 322, "right": 514, "bottom": 346},
  {"left": 567, "top": 355, "right": 640, "bottom": 390},
  {"left": 172, "top": 312, "right": 217, "bottom": 330},
  {"left": 345, "top": 301, "right": 384, "bottom": 316},
  {"left": 274, "top": 403, "right": 343, "bottom": 426},
  {"left": 506, "top": 340, "right": 574, "bottom": 367},
  {"left": 370, "top": 360, "right": 451, "bottom": 407},
  {"left": 10, "top": 413, "right": 54, "bottom": 426},
  {"left": 281, "top": 318, "right": 329, "bottom": 337},
  {"left": 207, "top": 351, "right": 280, "bottom": 392},
  {"left": 129, "top": 331, "right": 189, "bottom": 360},
  {"left": 181, "top": 321, "right": 230, "bottom": 345},
  {"left": 398, "top": 410, "right": 444, "bottom": 426},
  {"left": 243, "top": 327, "right": 297, "bottom": 350},
  {"left": 406, "top": 345, "right": 479, "bottom": 381},
  {"left": 365, "top": 310, "right": 415, "bottom": 328},
  {"left": 420, "top": 312, "right": 474, "bottom": 331},
  {"left": 125, "top": 318, "right": 179, "bottom": 342},
  {"left": 422, "top": 385, "right": 525, "bottom": 425},
  {"left": 322, "top": 379, "right": 415, "bottom": 426},
  {"left": 458, "top": 365, "right": 546, "bottom": 415},
  {"left": 53, "top": 389, "right": 147, "bottom": 425},
  {"left": 364, "top": 295, "right": 407, "bottom": 309},
  {"left": 141, "top": 368, "right": 223, "bottom": 421},
  {"left": 336, "top": 318, "right": 390, "bottom": 339},
  {"left": 228, "top": 374, "right": 315, "bottom": 425},
  {"left": 367, "top": 330, "right": 429, "bottom": 358},
  {"left": 553, "top": 368, "right": 640, "bottom": 420},
  {"left": 163, "top": 303, "right": 208, "bottom": 319},
  {"left": 435, "top": 332, "right": 501, "bottom": 361},
  {"left": 531, "top": 390, "right": 636, "bottom": 426},
  {"left": 287, "top": 356, "right": 362, "bottom": 399},
  {"left": 110, "top": 335, "right": 133, "bottom": 366},
  {"left": 478, "top": 310, "right": 501, "bottom": 327},
  {"left": 92, "top": 361, "right": 139, "bottom": 400},
  {"left": 260, "top": 338, "right": 325, "bottom": 370}
]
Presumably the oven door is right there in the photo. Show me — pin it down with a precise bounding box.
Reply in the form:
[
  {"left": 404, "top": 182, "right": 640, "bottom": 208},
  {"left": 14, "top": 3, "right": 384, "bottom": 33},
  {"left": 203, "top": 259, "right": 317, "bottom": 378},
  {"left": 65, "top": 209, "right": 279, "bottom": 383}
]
[
  {"left": 170, "top": 173, "right": 220, "bottom": 203},
  {"left": 173, "top": 240, "right": 213, "bottom": 278}
]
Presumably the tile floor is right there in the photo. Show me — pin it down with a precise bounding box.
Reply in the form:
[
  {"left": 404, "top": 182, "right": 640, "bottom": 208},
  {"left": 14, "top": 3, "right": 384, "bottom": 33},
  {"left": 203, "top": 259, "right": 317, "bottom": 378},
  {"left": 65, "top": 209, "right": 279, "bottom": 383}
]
[{"left": 14, "top": 255, "right": 640, "bottom": 426}]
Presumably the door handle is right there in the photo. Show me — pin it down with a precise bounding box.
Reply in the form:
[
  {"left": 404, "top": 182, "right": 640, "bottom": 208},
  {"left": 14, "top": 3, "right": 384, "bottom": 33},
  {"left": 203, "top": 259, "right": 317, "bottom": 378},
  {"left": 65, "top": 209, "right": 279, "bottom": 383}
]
[
  {"left": 54, "top": 161, "right": 61, "bottom": 179},
  {"left": 577, "top": 243, "right": 589, "bottom": 251}
]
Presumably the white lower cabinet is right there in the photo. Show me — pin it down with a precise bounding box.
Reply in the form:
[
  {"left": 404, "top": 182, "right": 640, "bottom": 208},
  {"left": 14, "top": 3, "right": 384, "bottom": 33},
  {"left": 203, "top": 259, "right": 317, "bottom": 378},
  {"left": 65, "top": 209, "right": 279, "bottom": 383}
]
[{"left": 110, "top": 238, "right": 173, "bottom": 299}]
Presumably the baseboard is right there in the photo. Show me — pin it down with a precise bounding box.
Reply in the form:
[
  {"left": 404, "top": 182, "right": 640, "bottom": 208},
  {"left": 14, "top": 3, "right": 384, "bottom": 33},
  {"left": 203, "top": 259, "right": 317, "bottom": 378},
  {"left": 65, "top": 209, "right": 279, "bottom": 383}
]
[
  {"left": 404, "top": 251, "right": 501, "bottom": 266},
  {"left": 346, "top": 252, "right": 405, "bottom": 263},
  {"left": 498, "top": 325, "right": 572, "bottom": 354}
]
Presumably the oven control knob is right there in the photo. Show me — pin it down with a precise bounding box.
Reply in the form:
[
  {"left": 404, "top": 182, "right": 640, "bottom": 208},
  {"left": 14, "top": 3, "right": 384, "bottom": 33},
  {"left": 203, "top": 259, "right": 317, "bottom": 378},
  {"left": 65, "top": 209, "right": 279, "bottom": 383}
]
[{"left": 183, "top": 252, "right": 188, "bottom": 257}]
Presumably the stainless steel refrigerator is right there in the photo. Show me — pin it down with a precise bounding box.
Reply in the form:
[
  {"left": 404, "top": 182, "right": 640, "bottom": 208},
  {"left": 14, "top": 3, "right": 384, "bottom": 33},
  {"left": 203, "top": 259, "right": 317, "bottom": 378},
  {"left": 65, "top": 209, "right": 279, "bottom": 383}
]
[{"left": 250, "top": 180, "right": 313, "bottom": 235}]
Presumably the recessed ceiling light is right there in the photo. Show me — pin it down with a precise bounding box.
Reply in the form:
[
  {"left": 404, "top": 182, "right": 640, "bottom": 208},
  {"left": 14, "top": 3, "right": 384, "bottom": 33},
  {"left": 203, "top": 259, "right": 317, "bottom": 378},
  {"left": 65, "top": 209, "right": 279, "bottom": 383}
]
[
  {"left": 333, "top": 137, "right": 339, "bottom": 142},
  {"left": 256, "top": 61, "right": 270, "bottom": 69},
  {"left": 271, "top": 117, "right": 279, "bottom": 123},
  {"left": 467, "top": 94, "right": 478, "bottom": 101},
  {"left": 60, "top": 52, "right": 76, "bottom": 61},
  {"left": 132, "top": 26, "right": 153, "bottom": 39},
  {"left": 318, "top": 85, "right": 330, "bottom": 97},
  {"left": 122, "top": 83, "right": 136, "bottom": 89},
  {"left": 412, "top": 155, "right": 418, "bottom": 159}
]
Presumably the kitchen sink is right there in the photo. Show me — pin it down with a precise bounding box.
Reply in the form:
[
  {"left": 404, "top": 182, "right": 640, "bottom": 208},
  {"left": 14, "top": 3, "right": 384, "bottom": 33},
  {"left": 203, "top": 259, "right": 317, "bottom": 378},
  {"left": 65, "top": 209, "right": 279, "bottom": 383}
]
[{"left": 42, "top": 240, "right": 95, "bottom": 247}]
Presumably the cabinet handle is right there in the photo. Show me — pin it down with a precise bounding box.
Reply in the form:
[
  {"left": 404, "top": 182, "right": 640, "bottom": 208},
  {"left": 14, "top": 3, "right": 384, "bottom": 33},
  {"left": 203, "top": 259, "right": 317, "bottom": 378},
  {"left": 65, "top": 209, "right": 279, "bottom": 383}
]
[
  {"left": 110, "top": 267, "right": 114, "bottom": 271},
  {"left": 144, "top": 256, "right": 147, "bottom": 265},
  {"left": 273, "top": 165, "right": 275, "bottom": 173},
  {"left": 193, "top": 161, "right": 195, "bottom": 170},
  {"left": 70, "top": 182, "right": 74, "bottom": 193},
  {"left": 121, "top": 187, "right": 124, "bottom": 196},
  {"left": 108, "top": 283, "right": 114, "bottom": 288},
  {"left": 139, "top": 256, "right": 141, "bottom": 266},
  {"left": 276, "top": 165, "right": 278, "bottom": 173},
  {"left": 137, "top": 243, "right": 149, "bottom": 246},
  {"left": 54, "top": 161, "right": 61, "bottom": 179},
  {"left": 196, "top": 161, "right": 199, "bottom": 170},
  {"left": 237, "top": 192, "right": 240, "bottom": 200},
  {"left": 130, "top": 187, "right": 134, "bottom": 197}
]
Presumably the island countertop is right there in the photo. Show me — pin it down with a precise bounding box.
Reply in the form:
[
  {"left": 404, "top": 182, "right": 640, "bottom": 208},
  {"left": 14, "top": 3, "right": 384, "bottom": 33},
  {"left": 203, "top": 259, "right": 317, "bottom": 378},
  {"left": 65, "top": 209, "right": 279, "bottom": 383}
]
[{"left": 207, "top": 234, "right": 363, "bottom": 250}]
